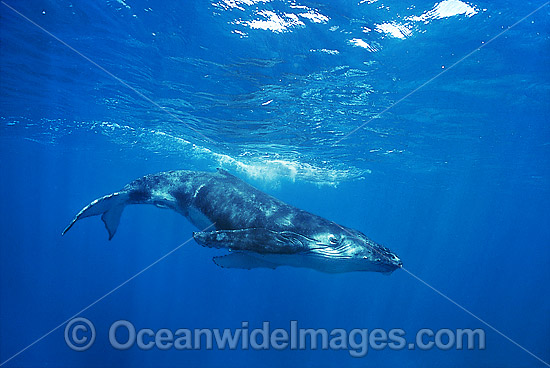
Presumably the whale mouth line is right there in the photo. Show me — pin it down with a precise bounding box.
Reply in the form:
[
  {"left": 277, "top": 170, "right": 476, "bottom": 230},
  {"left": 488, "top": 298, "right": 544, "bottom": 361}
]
[{"left": 305, "top": 249, "right": 354, "bottom": 260}]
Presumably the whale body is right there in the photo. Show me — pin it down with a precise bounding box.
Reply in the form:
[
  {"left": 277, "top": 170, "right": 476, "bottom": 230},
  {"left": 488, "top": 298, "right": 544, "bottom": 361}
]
[{"left": 63, "top": 169, "right": 402, "bottom": 274}]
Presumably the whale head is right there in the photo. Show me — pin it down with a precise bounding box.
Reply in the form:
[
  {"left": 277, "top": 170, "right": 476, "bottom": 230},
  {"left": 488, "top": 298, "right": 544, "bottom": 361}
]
[{"left": 307, "top": 226, "right": 402, "bottom": 274}]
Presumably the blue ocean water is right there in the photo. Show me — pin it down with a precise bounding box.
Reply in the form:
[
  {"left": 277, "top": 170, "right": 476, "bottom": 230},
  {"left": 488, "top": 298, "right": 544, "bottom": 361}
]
[{"left": 1, "top": 0, "right": 549, "bottom": 367}]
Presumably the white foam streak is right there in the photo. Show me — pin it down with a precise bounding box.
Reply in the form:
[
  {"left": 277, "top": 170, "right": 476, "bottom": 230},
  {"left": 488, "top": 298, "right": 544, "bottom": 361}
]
[
  {"left": 243, "top": 10, "right": 305, "bottom": 33},
  {"left": 98, "top": 122, "right": 362, "bottom": 186},
  {"left": 375, "top": 22, "right": 412, "bottom": 39},
  {"left": 349, "top": 38, "right": 378, "bottom": 52},
  {"left": 409, "top": 0, "right": 478, "bottom": 23},
  {"left": 225, "top": 1, "right": 329, "bottom": 33},
  {"left": 298, "top": 11, "right": 329, "bottom": 24}
]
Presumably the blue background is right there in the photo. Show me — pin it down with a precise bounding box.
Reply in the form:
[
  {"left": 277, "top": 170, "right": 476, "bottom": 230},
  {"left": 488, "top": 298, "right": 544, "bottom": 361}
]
[{"left": 1, "top": 0, "right": 549, "bottom": 367}]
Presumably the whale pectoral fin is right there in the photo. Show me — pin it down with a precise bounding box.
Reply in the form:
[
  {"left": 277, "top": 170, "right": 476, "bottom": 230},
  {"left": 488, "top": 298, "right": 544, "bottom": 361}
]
[
  {"left": 193, "top": 228, "right": 309, "bottom": 254},
  {"left": 213, "top": 252, "right": 278, "bottom": 270},
  {"left": 63, "top": 192, "right": 128, "bottom": 240}
]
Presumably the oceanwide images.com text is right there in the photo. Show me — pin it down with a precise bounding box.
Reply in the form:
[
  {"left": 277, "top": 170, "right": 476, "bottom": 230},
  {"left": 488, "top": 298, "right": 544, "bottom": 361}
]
[{"left": 65, "top": 318, "right": 486, "bottom": 357}]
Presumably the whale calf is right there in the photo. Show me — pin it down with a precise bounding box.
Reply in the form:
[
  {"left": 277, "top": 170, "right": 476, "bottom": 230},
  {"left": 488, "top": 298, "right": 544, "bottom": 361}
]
[{"left": 63, "top": 169, "right": 402, "bottom": 274}]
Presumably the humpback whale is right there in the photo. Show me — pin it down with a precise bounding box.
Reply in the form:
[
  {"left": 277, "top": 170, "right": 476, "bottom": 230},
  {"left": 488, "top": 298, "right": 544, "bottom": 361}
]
[{"left": 62, "top": 169, "right": 402, "bottom": 274}]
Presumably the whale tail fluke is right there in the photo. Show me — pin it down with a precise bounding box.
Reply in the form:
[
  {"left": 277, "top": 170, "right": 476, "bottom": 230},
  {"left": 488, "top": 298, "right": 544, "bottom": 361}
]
[{"left": 62, "top": 191, "right": 129, "bottom": 240}]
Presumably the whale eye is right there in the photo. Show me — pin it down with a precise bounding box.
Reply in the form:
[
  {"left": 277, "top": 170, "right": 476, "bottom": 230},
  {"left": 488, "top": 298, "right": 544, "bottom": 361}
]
[{"left": 329, "top": 235, "right": 339, "bottom": 245}]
